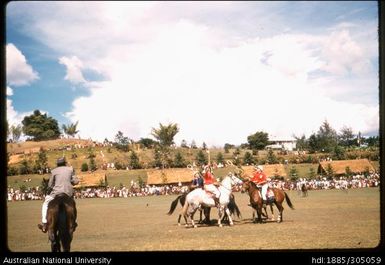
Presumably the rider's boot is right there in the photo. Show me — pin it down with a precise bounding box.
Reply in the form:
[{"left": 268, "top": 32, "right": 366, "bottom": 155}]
[{"left": 37, "top": 223, "right": 47, "bottom": 233}]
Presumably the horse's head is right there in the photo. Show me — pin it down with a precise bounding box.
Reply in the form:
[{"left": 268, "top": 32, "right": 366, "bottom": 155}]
[
  {"left": 229, "top": 173, "right": 243, "bottom": 186},
  {"left": 241, "top": 179, "right": 251, "bottom": 193}
]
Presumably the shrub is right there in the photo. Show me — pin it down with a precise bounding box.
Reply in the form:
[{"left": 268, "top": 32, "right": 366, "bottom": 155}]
[{"left": 81, "top": 162, "right": 89, "bottom": 172}]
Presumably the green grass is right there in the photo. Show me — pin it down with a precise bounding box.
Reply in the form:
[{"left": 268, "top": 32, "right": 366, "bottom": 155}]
[{"left": 6, "top": 187, "right": 380, "bottom": 251}]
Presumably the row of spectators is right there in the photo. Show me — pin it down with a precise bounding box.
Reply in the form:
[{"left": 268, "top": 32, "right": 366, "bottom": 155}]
[{"left": 7, "top": 173, "right": 380, "bottom": 201}]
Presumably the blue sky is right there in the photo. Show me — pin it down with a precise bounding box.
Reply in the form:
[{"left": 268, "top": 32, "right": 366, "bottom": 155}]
[{"left": 6, "top": 1, "right": 379, "bottom": 146}]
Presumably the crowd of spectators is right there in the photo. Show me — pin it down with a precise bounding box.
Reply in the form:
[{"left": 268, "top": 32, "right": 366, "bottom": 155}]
[{"left": 7, "top": 172, "right": 380, "bottom": 202}]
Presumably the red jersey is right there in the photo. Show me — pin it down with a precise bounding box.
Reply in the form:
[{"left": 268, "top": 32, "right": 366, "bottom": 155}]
[
  {"left": 203, "top": 171, "right": 215, "bottom": 185},
  {"left": 251, "top": 172, "right": 267, "bottom": 185}
]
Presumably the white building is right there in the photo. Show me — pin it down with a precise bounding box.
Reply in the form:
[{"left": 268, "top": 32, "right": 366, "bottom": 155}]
[{"left": 267, "top": 136, "right": 297, "bottom": 151}]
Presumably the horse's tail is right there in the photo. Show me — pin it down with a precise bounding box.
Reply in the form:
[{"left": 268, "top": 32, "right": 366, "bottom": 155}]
[
  {"left": 284, "top": 192, "right": 295, "bottom": 210},
  {"left": 228, "top": 194, "right": 242, "bottom": 219},
  {"left": 167, "top": 194, "right": 184, "bottom": 215}
]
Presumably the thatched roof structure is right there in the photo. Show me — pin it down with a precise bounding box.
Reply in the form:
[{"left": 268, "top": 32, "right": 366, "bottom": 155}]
[
  {"left": 317, "top": 159, "right": 375, "bottom": 175},
  {"left": 147, "top": 168, "right": 194, "bottom": 185},
  {"left": 241, "top": 164, "right": 287, "bottom": 179},
  {"left": 74, "top": 171, "right": 107, "bottom": 188}
]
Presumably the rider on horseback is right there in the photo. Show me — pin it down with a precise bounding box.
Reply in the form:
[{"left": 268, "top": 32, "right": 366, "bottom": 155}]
[
  {"left": 191, "top": 171, "right": 204, "bottom": 190},
  {"left": 251, "top": 165, "right": 270, "bottom": 207},
  {"left": 38, "top": 157, "right": 79, "bottom": 233},
  {"left": 202, "top": 165, "right": 221, "bottom": 207}
]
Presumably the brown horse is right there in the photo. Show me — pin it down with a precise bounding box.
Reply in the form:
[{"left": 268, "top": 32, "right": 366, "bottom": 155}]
[
  {"left": 241, "top": 180, "right": 294, "bottom": 223},
  {"left": 46, "top": 194, "right": 77, "bottom": 252}
]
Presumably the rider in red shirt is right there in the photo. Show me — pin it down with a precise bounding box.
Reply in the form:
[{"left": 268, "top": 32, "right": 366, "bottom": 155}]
[
  {"left": 202, "top": 165, "right": 221, "bottom": 206},
  {"left": 251, "top": 165, "right": 269, "bottom": 204}
]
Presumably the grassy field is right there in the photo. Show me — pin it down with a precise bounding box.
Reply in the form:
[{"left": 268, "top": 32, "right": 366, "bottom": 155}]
[{"left": 6, "top": 187, "right": 381, "bottom": 252}]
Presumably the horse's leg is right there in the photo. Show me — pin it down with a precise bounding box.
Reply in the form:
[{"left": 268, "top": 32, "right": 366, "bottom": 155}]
[
  {"left": 187, "top": 204, "right": 198, "bottom": 228},
  {"left": 270, "top": 204, "right": 275, "bottom": 221},
  {"left": 275, "top": 202, "right": 284, "bottom": 223},
  {"left": 48, "top": 229, "right": 58, "bottom": 252},
  {"left": 177, "top": 214, "right": 182, "bottom": 226},
  {"left": 217, "top": 206, "right": 224, "bottom": 227},
  {"left": 262, "top": 205, "right": 268, "bottom": 219},
  {"left": 224, "top": 207, "right": 233, "bottom": 226},
  {"left": 204, "top": 207, "right": 211, "bottom": 224},
  {"left": 256, "top": 205, "right": 263, "bottom": 223}
]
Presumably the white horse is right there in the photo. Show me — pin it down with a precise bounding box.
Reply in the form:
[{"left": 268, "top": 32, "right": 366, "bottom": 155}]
[{"left": 181, "top": 173, "right": 242, "bottom": 228}]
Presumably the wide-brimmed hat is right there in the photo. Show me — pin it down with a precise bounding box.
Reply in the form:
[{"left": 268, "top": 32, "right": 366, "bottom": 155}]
[{"left": 57, "top": 157, "right": 66, "bottom": 166}]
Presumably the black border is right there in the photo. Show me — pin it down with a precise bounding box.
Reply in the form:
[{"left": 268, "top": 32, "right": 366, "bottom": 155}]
[{"left": 1, "top": 1, "right": 384, "bottom": 264}]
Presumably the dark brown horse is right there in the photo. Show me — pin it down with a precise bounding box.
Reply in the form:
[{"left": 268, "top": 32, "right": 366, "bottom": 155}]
[
  {"left": 241, "top": 180, "right": 294, "bottom": 223},
  {"left": 46, "top": 194, "right": 77, "bottom": 252}
]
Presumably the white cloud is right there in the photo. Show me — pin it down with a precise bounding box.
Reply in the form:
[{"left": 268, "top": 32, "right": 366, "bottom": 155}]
[
  {"left": 6, "top": 86, "right": 13, "bottom": 96},
  {"left": 59, "top": 56, "right": 86, "bottom": 84},
  {"left": 6, "top": 43, "right": 39, "bottom": 86},
  {"left": 6, "top": 98, "right": 32, "bottom": 127},
  {"left": 64, "top": 20, "right": 378, "bottom": 145},
  {"left": 8, "top": 2, "right": 379, "bottom": 145}
]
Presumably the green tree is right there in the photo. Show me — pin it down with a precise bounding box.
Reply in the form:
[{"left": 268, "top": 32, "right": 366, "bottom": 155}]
[
  {"left": 196, "top": 150, "right": 208, "bottom": 166},
  {"left": 114, "top": 131, "right": 130, "bottom": 152},
  {"left": 138, "top": 138, "right": 156, "bottom": 149},
  {"left": 173, "top": 152, "right": 186, "bottom": 168},
  {"left": 34, "top": 148, "right": 48, "bottom": 173},
  {"left": 19, "top": 159, "right": 31, "bottom": 175},
  {"left": 216, "top": 152, "right": 224, "bottom": 164},
  {"left": 317, "top": 120, "right": 338, "bottom": 152},
  {"left": 224, "top": 143, "right": 234, "bottom": 153},
  {"left": 243, "top": 151, "right": 255, "bottom": 165},
  {"left": 289, "top": 166, "right": 298, "bottom": 180},
  {"left": 89, "top": 157, "right": 97, "bottom": 172},
  {"left": 247, "top": 131, "right": 269, "bottom": 150},
  {"left": 332, "top": 145, "right": 346, "bottom": 160},
  {"left": 308, "top": 133, "right": 320, "bottom": 154},
  {"left": 266, "top": 149, "right": 278, "bottom": 164},
  {"left": 338, "top": 126, "right": 355, "bottom": 147},
  {"left": 81, "top": 162, "right": 89, "bottom": 172},
  {"left": 129, "top": 151, "right": 141, "bottom": 169},
  {"left": 293, "top": 134, "right": 308, "bottom": 151},
  {"left": 153, "top": 148, "right": 163, "bottom": 168},
  {"left": 202, "top": 142, "right": 207, "bottom": 150},
  {"left": 151, "top": 123, "right": 179, "bottom": 169},
  {"left": 62, "top": 121, "right": 79, "bottom": 138},
  {"left": 22, "top": 110, "right": 61, "bottom": 141},
  {"left": 364, "top": 136, "right": 379, "bottom": 147},
  {"left": 151, "top": 122, "right": 179, "bottom": 147},
  {"left": 10, "top": 124, "right": 23, "bottom": 142}
]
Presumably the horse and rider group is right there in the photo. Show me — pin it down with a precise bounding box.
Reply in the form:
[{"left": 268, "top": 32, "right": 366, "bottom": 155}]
[
  {"left": 38, "top": 157, "right": 294, "bottom": 252},
  {"left": 168, "top": 163, "right": 294, "bottom": 227}
]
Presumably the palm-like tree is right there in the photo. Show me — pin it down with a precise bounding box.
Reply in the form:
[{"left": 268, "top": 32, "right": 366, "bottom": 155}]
[
  {"left": 151, "top": 122, "right": 179, "bottom": 147},
  {"left": 62, "top": 121, "right": 79, "bottom": 138}
]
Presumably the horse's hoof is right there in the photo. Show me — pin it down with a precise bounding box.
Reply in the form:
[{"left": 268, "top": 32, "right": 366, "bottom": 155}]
[
  {"left": 178, "top": 223, "right": 181, "bottom": 226},
  {"left": 194, "top": 225, "right": 197, "bottom": 228},
  {"left": 219, "top": 224, "right": 223, "bottom": 227},
  {"left": 230, "top": 223, "right": 234, "bottom": 226}
]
